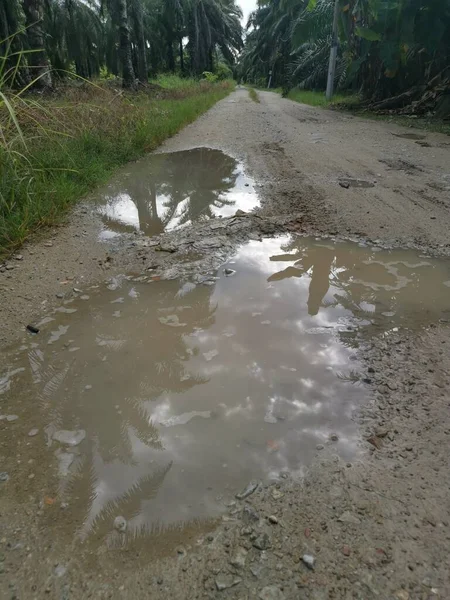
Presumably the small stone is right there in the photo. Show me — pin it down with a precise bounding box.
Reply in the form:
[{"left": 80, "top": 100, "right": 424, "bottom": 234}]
[
  {"left": 259, "top": 586, "right": 285, "bottom": 600},
  {"left": 302, "top": 554, "right": 315, "bottom": 569},
  {"left": 268, "top": 515, "right": 278, "bottom": 524},
  {"left": 330, "top": 433, "right": 339, "bottom": 442},
  {"left": 235, "top": 210, "right": 247, "bottom": 216},
  {"left": 6, "top": 415, "right": 18, "bottom": 422},
  {"left": 156, "top": 245, "right": 176, "bottom": 253},
  {"left": 230, "top": 547, "right": 247, "bottom": 568},
  {"left": 338, "top": 511, "right": 361, "bottom": 524},
  {"left": 5, "top": 264, "right": 15, "bottom": 270},
  {"left": 304, "top": 528, "right": 311, "bottom": 538},
  {"left": 73, "top": 288, "right": 82, "bottom": 294},
  {"left": 236, "top": 480, "right": 259, "bottom": 500},
  {"left": 367, "top": 435, "right": 382, "bottom": 449},
  {"left": 243, "top": 504, "right": 259, "bottom": 522},
  {"left": 56, "top": 293, "right": 64, "bottom": 299},
  {"left": 271, "top": 488, "right": 284, "bottom": 500},
  {"left": 215, "top": 574, "right": 241, "bottom": 591},
  {"left": 28, "top": 428, "right": 39, "bottom": 437},
  {"left": 44, "top": 241, "right": 53, "bottom": 247},
  {"left": 375, "top": 427, "right": 390, "bottom": 438},
  {"left": 0, "top": 472, "right": 9, "bottom": 482},
  {"left": 316, "top": 444, "right": 324, "bottom": 450},
  {"left": 14, "top": 255, "right": 23, "bottom": 261},
  {"left": 53, "top": 429, "right": 86, "bottom": 446},
  {"left": 253, "top": 533, "right": 271, "bottom": 551},
  {"left": 156, "top": 577, "right": 163, "bottom": 585},
  {"left": 224, "top": 268, "right": 236, "bottom": 276},
  {"left": 341, "top": 545, "right": 351, "bottom": 556},
  {"left": 26, "top": 324, "right": 39, "bottom": 334},
  {"left": 393, "top": 591, "right": 409, "bottom": 600},
  {"left": 54, "top": 564, "right": 67, "bottom": 577},
  {"left": 368, "top": 367, "right": 375, "bottom": 373},
  {"left": 113, "top": 516, "right": 127, "bottom": 532}
]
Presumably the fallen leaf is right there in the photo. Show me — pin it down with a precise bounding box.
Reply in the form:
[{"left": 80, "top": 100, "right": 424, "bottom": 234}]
[
  {"left": 151, "top": 276, "right": 161, "bottom": 281},
  {"left": 341, "top": 545, "right": 351, "bottom": 556},
  {"left": 44, "top": 496, "right": 56, "bottom": 506},
  {"left": 304, "top": 528, "right": 311, "bottom": 538}
]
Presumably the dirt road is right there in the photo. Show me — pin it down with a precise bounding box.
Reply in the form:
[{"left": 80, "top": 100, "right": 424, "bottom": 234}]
[{"left": 1, "top": 88, "right": 450, "bottom": 599}]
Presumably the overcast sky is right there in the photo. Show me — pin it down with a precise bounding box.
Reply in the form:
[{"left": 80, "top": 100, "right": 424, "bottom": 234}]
[{"left": 239, "top": 0, "right": 257, "bottom": 25}]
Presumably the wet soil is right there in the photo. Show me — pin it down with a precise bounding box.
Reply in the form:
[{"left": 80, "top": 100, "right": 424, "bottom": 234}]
[{"left": 1, "top": 88, "right": 450, "bottom": 599}]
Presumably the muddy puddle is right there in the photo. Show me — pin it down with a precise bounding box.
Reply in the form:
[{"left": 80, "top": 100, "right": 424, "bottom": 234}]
[
  {"left": 1, "top": 236, "right": 449, "bottom": 555},
  {"left": 95, "top": 148, "right": 259, "bottom": 239}
]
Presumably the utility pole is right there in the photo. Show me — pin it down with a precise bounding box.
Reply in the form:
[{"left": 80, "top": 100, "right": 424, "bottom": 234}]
[{"left": 325, "top": 0, "right": 340, "bottom": 100}]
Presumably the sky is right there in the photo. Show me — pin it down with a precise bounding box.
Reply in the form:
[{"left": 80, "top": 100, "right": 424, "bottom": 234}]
[{"left": 239, "top": 0, "right": 257, "bottom": 25}]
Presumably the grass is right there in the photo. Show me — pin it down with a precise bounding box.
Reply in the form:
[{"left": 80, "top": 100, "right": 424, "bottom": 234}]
[
  {"left": 0, "top": 76, "right": 234, "bottom": 257},
  {"left": 282, "top": 88, "right": 450, "bottom": 135},
  {"left": 354, "top": 111, "right": 450, "bottom": 136},
  {"left": 247, "top": 87, "right": 260, "bottom": 103},
  {"left": 287, "top": 89, "right": 359, "bottom": 107}
]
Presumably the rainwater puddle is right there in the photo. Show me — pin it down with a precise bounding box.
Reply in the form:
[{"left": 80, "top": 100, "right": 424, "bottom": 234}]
[
  {"left": 94, "top": 148, "right": 258, "bottom": 239},
  {"left": 1, "top": 236, "right": 449, "bottom": 552}
]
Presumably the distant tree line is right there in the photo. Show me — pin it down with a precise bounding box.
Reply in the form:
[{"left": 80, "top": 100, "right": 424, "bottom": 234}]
[
  {"left": 0, "top": 0, "right": 243, "bottom": 88},
  {"left": 239, "top": 0, "right": 450, "bottom": 116}
]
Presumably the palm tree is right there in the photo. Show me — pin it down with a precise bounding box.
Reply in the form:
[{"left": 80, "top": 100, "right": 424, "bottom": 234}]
[
  {"left": 22, "top": 0, "right": 53, "bottom": 87},
  {"left": 187, "top": 0, "right": 243, "bottom": 75}
]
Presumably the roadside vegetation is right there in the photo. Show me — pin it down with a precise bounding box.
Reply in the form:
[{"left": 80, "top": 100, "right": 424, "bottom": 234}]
[
  {"left": 239, "top": 0, "right": 450, "bottom": 121},
  {"left": 0, "top": 0, "right": 243, "bottom": 256},
  {"left": 0, "top": 77, "right": 234, "bottom": 257},
  {"left": 248, "top": 87, "right": 260, "bottom": 103}
]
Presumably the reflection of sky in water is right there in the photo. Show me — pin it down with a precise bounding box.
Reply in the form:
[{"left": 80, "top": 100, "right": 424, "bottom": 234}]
[
  {"left": 94, "top": 149, "right": 259, "bottom": 237},
  {"left": 1, "top": 236, "right": 449, "bottom": 547}
]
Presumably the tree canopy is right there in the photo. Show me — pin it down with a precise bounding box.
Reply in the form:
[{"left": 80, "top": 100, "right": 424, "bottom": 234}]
[
  {"left": 0, "top": 0, "right": 244, "bottom": 88},
  {"left": 239, "top": 0, "right": 450, "bottom": 115}
]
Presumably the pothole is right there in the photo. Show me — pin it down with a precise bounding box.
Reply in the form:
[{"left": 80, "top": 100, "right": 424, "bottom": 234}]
[
  {"left": 94, "top": 148, "right": 259, "bottom": 239},
  {"left": 1, "top": 235, "right": 449, "bottom": 552}
]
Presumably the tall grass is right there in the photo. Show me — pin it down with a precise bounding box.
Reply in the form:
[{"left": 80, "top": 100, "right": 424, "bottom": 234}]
[{"left": 0, "top": 75, "right": 234, "bottom": 256}]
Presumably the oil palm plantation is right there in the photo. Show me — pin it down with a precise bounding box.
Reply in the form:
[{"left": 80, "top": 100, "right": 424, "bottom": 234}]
[
  {"left": 1, "top": 0, "right": 243, "bottom": 89},
  {"left": 239, "top": 0, "right": 450, "bottom": 115}
]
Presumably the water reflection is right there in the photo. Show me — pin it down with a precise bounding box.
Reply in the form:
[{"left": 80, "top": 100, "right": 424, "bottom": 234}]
[
  {"left": 95, "top": 148, "right": 259, "bottom": 237},
  {"left": 0, "top": 236, "right": 449, "bottom": 552}
]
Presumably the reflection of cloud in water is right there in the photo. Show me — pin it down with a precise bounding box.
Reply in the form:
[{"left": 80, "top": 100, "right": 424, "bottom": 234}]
[{"left": 1, "top": 235, "right": 449, "bottom": 549}]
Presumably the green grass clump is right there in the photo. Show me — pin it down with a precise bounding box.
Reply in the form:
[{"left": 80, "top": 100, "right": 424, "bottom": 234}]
[
  {"left": 0, "top": 78, "right": 234, "bottom": 257},
  {"left": 248, "top": 87, "right": 260, "bottom": 103},
  {"left": 287, "top": 89, "right": 358, "bottom": 107}
]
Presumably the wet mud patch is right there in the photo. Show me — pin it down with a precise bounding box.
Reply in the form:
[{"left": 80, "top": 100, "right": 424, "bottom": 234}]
[
  {"left": 1, "top": 236, "right": 449, "bottom": 558},
  {"left": 94, "top": 148, "right": 259, "bottom": 239}
]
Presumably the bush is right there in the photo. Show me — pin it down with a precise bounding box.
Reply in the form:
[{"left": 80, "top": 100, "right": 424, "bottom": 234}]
[
  {"left": 202, "top": 71, "right": 219, "bottom": 83},
  {"left": 215, "top": 62, "right": 233, "bottom": 81}
]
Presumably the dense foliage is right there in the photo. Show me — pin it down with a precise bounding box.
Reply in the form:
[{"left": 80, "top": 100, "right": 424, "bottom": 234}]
[
  {"left": 0, "top": 0, "right": 243, "bottom": 88},
  {"left": 239, "top": 0, "right": 450, "bottom": 115}
]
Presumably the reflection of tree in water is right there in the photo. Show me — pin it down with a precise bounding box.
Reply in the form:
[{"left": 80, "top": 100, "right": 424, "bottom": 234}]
[
  {"left": 101, "top": 148, "right": 239, "bottom": 235},
  {"left": 269, "top": 237, "right": 447, "bottom": 335},
  {"left": 31, "top": 279, "right": 217, "bottom": 543}
]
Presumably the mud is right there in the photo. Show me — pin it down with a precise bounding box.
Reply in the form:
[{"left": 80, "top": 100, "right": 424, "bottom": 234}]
[{"left": 1, "top": 88, "right": 450, "bottom": 599}]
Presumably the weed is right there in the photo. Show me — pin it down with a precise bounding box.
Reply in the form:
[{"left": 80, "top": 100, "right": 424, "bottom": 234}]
[{"left": 248, "top": 87, "right": 260, "bottom": 103}]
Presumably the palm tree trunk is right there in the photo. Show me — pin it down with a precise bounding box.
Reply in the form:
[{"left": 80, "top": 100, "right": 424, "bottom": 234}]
[
  {"left": 118, "top": 0, "right": 135, "bottom": 89},
  {"left": 167, "top": 35, "right": 175, "bottom": 73},
  {"left": 130, "top": 0, "right": 147, "bottom": 82},
  {"left": 22, "top": 0, "right": 52, "bottom": 88}
]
